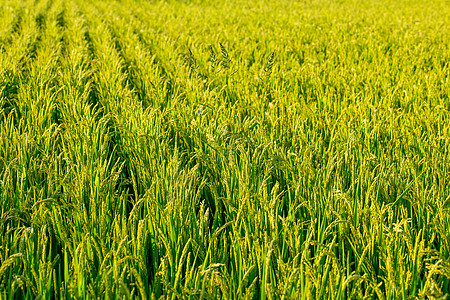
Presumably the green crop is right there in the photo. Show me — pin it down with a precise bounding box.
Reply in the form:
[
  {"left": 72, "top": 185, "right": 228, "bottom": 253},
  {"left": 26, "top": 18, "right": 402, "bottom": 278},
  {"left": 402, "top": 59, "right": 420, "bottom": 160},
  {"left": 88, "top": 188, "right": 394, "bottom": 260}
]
[{"left": 1, "top": 0, "right": 449, "bottom": 298}]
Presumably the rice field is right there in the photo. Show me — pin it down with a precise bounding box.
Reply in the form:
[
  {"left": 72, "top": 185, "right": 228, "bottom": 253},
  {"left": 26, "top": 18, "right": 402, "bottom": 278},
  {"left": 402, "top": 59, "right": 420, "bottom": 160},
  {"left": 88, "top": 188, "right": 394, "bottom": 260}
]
[{"left": 0, "top": 0, "right": 449, "bottom": 298}]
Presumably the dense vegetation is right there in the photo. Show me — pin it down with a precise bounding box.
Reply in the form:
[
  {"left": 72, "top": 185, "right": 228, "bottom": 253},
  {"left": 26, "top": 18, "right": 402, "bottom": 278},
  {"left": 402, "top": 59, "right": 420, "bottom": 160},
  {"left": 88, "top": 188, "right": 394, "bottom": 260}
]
[{"left": 1, "top": 0, "right": 449, "bottom": 298}]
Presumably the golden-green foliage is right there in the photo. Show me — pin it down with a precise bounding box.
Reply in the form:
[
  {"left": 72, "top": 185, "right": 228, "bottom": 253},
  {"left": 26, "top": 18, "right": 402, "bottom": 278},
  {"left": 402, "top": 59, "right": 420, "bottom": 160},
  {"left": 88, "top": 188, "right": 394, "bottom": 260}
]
[{"left": 1, "top": 0, "right": 450, "bottom": 298}]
